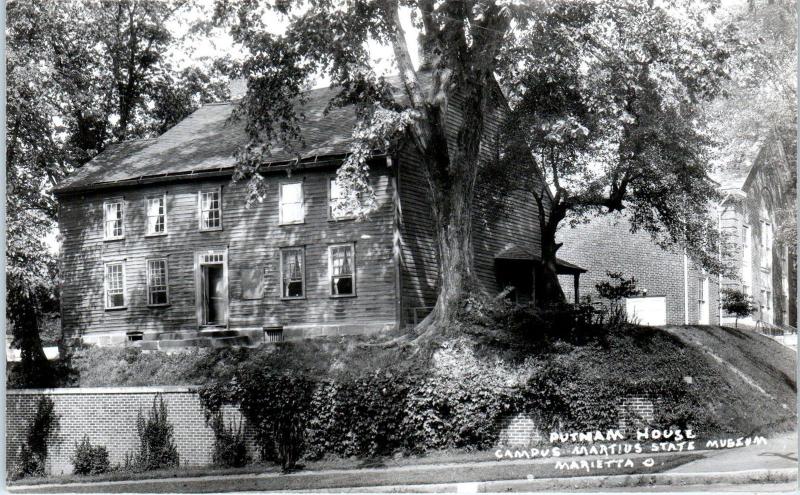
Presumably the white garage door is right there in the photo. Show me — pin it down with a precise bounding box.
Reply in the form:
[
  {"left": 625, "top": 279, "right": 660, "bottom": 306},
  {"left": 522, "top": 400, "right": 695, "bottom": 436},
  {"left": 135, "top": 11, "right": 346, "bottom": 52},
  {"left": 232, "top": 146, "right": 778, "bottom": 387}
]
[{"left": 625, "top": 296, "right": 667, "bottom": 326}]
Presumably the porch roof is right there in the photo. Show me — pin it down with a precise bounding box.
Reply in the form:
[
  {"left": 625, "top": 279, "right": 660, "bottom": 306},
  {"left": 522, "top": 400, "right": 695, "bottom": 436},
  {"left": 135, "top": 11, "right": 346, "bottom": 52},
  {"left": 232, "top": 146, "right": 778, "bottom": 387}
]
[{"left": 494, "top": 245, "right": 586, "bottom": 275}]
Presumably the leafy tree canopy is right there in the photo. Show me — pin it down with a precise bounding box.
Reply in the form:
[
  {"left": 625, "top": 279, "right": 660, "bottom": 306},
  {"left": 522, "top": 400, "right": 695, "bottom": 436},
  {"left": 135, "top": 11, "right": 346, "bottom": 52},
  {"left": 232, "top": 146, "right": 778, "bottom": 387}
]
[
  {"left": 210, "top": 0, "right": 746, "bottom": 319},
  {"left": 486, "top": 0, "right": 742, "bottom": 298},
  {"left": 704, "top": 1, "right": 797, "bottom": 249},
  {"left": 6, "top": 0, "right": 229, "bottom": 372}
]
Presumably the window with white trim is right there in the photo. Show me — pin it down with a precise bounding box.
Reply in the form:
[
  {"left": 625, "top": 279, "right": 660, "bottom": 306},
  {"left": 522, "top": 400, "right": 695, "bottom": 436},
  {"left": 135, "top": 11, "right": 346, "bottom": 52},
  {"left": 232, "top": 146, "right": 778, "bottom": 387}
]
[
  {"left": 280, "top": 247, "right": 305, "bottom": 298},
  {"left": 329, "top": 243, "right": 355, "bottom": 296},
  {"left": 104, "top": 261, "right": 126, "bottom": 309},
  {"left": 280, "top": 182, "right": 304, "bottom": 224},
  {"left": 199, "top": 189, "right": 222, "bottom": 230},
  {"left": 103, "top": 201, "right": 124, "bottom": 239},
  {"left": 146, "top": 195, "right": 167, "bottom": 235},
  {"left": 329, "top": 177, "right": 355, "bottom": 219},
  {"left": 146, "top": 258, "right": 169, "bottom": 305}
]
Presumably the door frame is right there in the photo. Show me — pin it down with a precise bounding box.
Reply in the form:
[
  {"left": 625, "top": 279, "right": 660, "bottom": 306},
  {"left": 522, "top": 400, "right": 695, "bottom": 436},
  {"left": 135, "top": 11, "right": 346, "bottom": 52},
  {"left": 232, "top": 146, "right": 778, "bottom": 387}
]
[{"left": 195, "top": 249, "right": 229, "bottom": 327}]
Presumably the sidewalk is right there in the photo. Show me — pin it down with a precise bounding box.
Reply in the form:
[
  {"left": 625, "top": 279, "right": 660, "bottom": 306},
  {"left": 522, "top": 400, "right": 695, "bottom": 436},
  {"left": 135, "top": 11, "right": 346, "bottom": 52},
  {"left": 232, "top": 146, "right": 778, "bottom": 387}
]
[
  {"left": 667, "top": 432, "right": 797, "bottom": 474},
  {"left": 8, "top": 433, "right": 797, "bottom": 493}
]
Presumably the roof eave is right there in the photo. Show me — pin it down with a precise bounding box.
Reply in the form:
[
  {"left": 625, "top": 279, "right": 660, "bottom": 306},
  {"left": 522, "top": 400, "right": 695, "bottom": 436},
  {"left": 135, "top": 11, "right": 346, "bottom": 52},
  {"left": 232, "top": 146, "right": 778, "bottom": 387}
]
[{"left": 53, "top": 152, "right": 387, "bottom": 197}]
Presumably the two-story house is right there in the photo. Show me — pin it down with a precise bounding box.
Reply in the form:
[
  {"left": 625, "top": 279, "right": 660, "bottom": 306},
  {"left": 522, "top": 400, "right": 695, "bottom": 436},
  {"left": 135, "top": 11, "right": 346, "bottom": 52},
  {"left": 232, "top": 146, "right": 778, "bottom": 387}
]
[{"left": 53, "top": 76, "right": 575, "bottom": 349}]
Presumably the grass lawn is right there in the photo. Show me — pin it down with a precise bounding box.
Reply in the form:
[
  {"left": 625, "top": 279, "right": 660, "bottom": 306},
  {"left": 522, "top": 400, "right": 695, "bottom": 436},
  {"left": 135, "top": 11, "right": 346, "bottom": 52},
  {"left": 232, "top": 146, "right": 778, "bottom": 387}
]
[
  {"left": 663, "top": 325, "right": 796, "bottom": 435},
  {"left": 8, "top": 451, "right": 702, "bottom": 493}
]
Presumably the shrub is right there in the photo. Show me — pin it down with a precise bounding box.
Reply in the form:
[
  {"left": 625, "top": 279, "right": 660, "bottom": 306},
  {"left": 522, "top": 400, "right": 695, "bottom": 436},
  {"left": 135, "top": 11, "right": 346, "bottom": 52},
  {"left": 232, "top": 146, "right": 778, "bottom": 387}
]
[
  {"left": 13, "top": 396, "right": 59, "bottom": 479},
  {"left": 71, "top": 436, "right": 110, "bottom": 475},
  {"left": 595, "top": 271, "right": 641, "bottom": 328},
  {"left": 305, "top": 370, "right": 409, "bottom": 459},
  {"left": 518, "top": 359, "right": 619, "bottom": 432},
  {"left": 131, "top": 395, "right": 179, "bottom": 472},
  {"left": 595, "top": 271, "right": 640, "bottom": 301},
  {"left": 210, "top": 413, "right": 250, "bottom": 468},
  {"left": 201, "top": 368, "right": 315, "bottom": 471}
]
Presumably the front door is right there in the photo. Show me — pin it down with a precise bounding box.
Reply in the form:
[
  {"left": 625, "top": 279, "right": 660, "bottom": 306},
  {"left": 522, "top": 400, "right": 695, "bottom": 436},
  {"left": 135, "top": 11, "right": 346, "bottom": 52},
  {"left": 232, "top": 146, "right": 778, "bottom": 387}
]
[
  {"left": 203, "top": 264, "right": 226, "bottom": 325},
  {"left": 196, "top": 251, "right": 228, "bottom": 327}
]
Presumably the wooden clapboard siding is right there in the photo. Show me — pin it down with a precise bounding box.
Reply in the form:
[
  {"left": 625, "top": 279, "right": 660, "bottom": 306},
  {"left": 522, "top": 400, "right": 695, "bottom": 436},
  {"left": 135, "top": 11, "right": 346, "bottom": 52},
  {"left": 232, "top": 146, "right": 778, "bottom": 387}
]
[
  {"left": 396, "top": 86, "right": 544, "bottom": 326},
  {"left": 396, "top": 144, "right": 440, "bottom": 326},
  {"left": 58, "top": 161, "right": 398, "bottom": 340}
]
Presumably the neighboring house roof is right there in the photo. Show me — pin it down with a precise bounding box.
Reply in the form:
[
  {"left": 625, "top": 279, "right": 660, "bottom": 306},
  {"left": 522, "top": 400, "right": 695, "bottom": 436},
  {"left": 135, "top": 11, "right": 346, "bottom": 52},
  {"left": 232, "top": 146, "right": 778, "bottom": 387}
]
[{"left": 53, "top": 75, "right": 427, "bottom": 195}]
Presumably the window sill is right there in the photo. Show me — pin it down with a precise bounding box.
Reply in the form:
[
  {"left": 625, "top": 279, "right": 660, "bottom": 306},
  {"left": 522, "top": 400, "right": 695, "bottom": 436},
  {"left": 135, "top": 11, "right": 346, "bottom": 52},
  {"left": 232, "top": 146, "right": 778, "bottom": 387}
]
[
  {"left": 328, "top": 216, "right": 357, "bottom": 222},
  {"left": 199, "top": 227, "right": 223, "bottom": 232},
  {"left": 147, "top": 303, "right": 170, "bottom": 308},
  {"left": 281, "top": 296, "right": 306, "bottom": 301},
  {"left": 280, "top": 221, "right": 305, "bottom": 226},
  {"left": 104, "top": 237, "right": 125, "bottom": 242},
  {"left": 330, "top": 294, "right": 357, "bottom": 299},
  {"left": 105, "top": 306, "right": 127, "bottom": 311},
  {"left": 144, "top": 232, "right": 168, "bottom": 238}
]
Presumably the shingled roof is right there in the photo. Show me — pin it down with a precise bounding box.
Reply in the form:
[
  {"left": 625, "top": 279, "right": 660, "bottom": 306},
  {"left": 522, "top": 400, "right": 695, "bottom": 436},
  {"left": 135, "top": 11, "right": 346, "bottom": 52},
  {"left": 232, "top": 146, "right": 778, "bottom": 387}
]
[{"left": 53, "top": 76, "right": 422, "bottom": 195}]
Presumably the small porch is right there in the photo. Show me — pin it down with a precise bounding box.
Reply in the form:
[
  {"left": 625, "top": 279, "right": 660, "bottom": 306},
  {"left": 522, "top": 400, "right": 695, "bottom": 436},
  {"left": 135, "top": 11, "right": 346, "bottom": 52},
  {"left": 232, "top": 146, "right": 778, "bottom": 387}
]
[{"left": 494, "top": 245, "right": 587, "bottom": 305}]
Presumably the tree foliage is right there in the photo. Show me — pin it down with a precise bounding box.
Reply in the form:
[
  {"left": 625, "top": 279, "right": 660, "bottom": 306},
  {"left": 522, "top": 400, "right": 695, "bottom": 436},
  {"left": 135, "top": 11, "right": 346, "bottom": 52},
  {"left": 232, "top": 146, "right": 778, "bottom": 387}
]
[
  {"left": 6, "top": 0, "right": 229, "bottom": 370},
  {"left": 213, "top": 0, "right": 746, "bottom": 323},
  {"left": 706, "top": 1, "right": 797, "bottom": 254},
  {"left": 485, "top": 0, "right": 742, "bottom": 301},
  {"left": 595, "top": 272, "right": 641, "bottom": 302},
  {"left": 721, "top": 287, "right": 757, "bottom": 328}
]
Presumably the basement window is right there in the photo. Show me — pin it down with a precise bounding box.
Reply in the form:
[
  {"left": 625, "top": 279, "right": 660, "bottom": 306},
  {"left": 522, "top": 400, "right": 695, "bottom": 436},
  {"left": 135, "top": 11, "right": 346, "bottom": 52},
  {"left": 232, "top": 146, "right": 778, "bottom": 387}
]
[{"left": 264, "top": 326, "right": 284, "bottom": 343}]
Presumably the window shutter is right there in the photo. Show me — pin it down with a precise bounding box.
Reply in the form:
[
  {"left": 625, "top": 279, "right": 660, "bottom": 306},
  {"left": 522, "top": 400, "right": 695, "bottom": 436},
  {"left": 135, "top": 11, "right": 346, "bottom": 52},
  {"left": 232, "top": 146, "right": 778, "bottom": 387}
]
[{"left": 241, "top": 265, "right": 264, "bottom": 300}]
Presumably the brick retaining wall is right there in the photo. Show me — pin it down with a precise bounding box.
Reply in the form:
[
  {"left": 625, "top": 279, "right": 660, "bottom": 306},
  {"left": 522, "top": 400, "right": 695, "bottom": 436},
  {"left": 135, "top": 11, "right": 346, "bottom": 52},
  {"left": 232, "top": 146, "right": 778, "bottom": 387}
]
[
  {"left": 6, "top": 387, "right": 257, "bottom": 476},
  {"left": 7, "top": 387, "right": 658, "bottom": 475},
  {"left": 496, "top": 396, "right": 658, "bottom": 447}
]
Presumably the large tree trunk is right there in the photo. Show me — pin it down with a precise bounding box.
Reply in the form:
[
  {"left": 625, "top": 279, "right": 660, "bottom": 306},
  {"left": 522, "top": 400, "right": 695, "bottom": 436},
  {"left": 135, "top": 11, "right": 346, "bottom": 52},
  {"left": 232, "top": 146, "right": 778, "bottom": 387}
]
[
  {"left": 537, "top": 205, "right": 567, "bottom": 306},
  {"left": 539, "top": 226, "right": 566, "bottom": 306},
  {"left": 417, "top": 83, "right": 486, "bottom": 331},
  {"left": 427, "top": 177, "right": 477, "bottom": 327}
]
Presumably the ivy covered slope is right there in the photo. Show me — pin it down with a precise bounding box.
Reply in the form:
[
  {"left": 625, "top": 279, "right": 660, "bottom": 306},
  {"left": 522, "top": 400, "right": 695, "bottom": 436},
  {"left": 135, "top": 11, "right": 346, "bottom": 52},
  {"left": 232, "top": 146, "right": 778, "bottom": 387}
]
[{"left": 52, "top": 305, "right": 796, "bottom": 449}]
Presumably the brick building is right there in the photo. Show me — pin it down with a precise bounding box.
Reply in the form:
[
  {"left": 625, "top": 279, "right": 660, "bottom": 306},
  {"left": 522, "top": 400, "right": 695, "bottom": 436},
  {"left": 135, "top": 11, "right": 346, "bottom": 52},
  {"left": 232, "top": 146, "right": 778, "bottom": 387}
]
[
  {"left": 717, "top": 135, "right": 796, "bottom": 328},
  {"left": 556, "top": 212, "right": 720, "bottom": 326}
]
